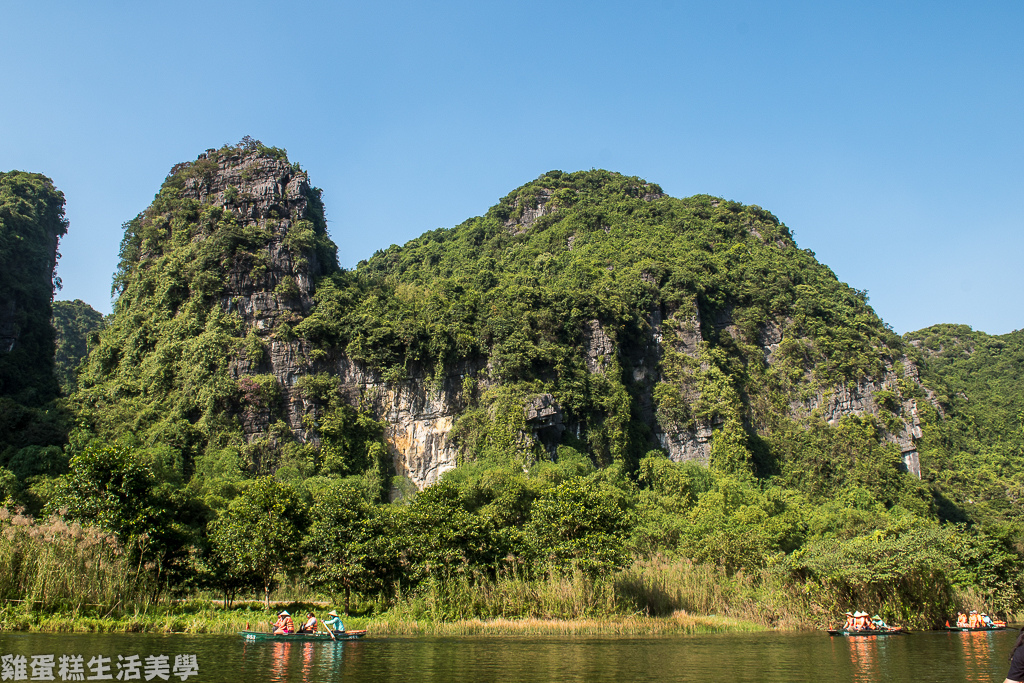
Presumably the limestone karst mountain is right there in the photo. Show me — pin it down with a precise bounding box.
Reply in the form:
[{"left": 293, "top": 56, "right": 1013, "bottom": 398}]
[
  {"left": 0, "top": 171, "right": 67, "bottom": 406},
  {"left": 0, "top": 171, "right": 69, "bottom": 485},
  {"left": 73, "top": 143, "right": 937, "bottom": 497}
]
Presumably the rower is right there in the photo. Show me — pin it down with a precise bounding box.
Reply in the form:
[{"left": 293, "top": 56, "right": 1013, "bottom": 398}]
[
  {"left": 982, "top": 613, "right": 995, "bottom": 628},
  {"left": 324, "top": 609, "right": 345, "bottom": 635},
  {"left": 871, "top": 615, "right": 889, "bottom": 630}
]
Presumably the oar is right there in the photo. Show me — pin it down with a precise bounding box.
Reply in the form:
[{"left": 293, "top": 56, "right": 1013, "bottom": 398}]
[{"left": 321, "top": 617, "right": 336, "bottom": 641}]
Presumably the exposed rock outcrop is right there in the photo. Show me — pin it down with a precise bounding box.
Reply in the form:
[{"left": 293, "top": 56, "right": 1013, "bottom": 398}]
[{"left": 505, "top": 188, "right": 555, "bottom": 234}]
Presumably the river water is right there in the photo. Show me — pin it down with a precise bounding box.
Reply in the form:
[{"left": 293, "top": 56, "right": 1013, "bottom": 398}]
[{"left": 0, "top": 629, "right": 1016, "bottom": 682}]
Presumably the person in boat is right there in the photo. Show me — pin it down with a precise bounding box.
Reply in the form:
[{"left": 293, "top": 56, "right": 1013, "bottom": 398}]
[
  {"left": 1004, "top": 626, "right": 1024, "bottom": 683},
  {"left": 842, "top": 612, "right": 855, "bottom": 630},
  {"left": 273, "top": 610, "right": 295, "bottom": 635},
  {"left": 853, "top": 611, "right": 871, "bottom": 630},
  {"left": 323, "top": 610, "right": 345, "bottom": 635},
  {"left": 297, "top": 612, "right": 318, "bottom": 634},
  {"left": 969, "top": 610, "right": 982, "bottom": 628},
  {"left": 983, "top": 613, "right": 996, "bottom": 628},
  {"left": 957, "top": 612, "right": 969, "bottom": 627},
  {"left": 871, "top": 615, "right": 889, "bottom": 630}
]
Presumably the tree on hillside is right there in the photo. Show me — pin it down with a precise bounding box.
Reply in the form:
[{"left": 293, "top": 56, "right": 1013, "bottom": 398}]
[
  {"left": 208, "top": 477, "right": 303, "bottom": 607},
  {"left": 303, "top": 481, "right": 403, "bottom": 612},
  {"left": 525, "top": 477, "right": 632, "bottom": 577},
  {"left": 46, "top": 442, "right": 191, "bottom": 588},
  {"left": 48, "top": 443, "right": 159, "bottom": 548}
]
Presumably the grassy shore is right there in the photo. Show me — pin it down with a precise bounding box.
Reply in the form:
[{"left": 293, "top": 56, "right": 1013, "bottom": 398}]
[{"left": 0, "top": 601, "right": 763, "bottom": 636}]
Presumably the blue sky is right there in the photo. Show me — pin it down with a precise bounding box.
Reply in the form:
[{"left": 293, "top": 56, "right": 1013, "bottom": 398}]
[{"left": 3, "top": 1, "right": 1022, "bottom": 334}]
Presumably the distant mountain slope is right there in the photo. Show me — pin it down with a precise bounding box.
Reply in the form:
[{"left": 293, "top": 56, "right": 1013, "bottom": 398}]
[
  {"left": 907, "top": 324, "right": 1024, "bottom": 446},
  {"left": 905, "top": 324, "right": 1024, "bottom": 522},
  {"left": 52, "top": 299, "right": 106, "bottom": 395}
]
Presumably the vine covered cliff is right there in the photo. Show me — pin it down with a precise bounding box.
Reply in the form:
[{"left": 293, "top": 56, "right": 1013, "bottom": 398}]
[
  {"left": 0, "top": 171, "right": 69, "bottom": 499},
  {"left": 76, "top": 145, "right": 933, "bottom": 501},
  {"left": 0, "top": 171, "right": 67, "bottom": 405}
]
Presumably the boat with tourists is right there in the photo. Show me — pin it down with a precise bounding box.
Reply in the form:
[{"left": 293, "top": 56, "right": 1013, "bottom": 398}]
[
  {"left": 949, "top": 610, "right": 1006, "bottom": 631},
  {"left": 240, "top": 629, "right": 368, "bottom": 642},
  {"left": 827, "top": 628, "right": 908, "bottom": 636},
  {"left": 945, "top": 625, "right": 1006, "bottom": 632},
  {"left": 241, "top": 609, "right": 366, "bottom": 641},
  {"left": 829, "top": 611, "right": 906, "bottom": 636}
]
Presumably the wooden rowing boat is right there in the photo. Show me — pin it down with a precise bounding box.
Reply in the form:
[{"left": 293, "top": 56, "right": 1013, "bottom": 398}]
[
  {"left": 239, "top": 629, "right": 368, "bottom": 642},
  {"left": 945, "top": 625, "right": 1006, "bottom": 632},
  {"left": 827, "top": 628, "right": 908, "bottom": 636}
]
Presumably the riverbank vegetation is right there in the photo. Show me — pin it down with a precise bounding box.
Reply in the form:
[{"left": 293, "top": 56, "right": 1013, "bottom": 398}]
[{"left": 2, "top": 446, "right": 1020, "bottom": 632}]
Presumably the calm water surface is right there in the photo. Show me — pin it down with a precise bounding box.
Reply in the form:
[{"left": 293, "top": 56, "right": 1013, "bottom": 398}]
[{"left": 0, "top": 629, "right": 1015, "bottom": 682}]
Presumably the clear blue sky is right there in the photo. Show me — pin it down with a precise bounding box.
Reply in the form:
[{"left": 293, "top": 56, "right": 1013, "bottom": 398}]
[{"left": 3, "top": 1, "right": 1022, "bottom": 335}]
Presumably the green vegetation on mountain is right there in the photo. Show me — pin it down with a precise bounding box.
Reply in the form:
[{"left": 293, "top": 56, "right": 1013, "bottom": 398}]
[
  {"left": 52, "top": 299, "right": 106, "bottom": 395},
  {"left": 2, "top": 147, "right": 1023, "bottom": 631},
  {"left": 0, "top": 171, "right": 67, "bottom": 405},
  {"left": 73, "top": 141, "right": 335, "bottom": 481},
  {"left": 905, "top": 324, "right": 1024, "bottom": 528},
  {"left": 0, "top": 171, "right": 70, "bottom": 508},
  {"left": 302, "top": 170, "right": 904, "bottom": 482}
]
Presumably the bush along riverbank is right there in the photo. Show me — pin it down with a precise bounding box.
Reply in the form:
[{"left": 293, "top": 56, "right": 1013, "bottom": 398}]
[{"left": 3, "top": 450, "right": 1022, "bottom": 634}]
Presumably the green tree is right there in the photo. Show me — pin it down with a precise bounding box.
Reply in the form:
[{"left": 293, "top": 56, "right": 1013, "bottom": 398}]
[
  {"left": 208, "top": 477, "right": 303, "bottom": 607},
  {"left": 48, "top": 443, "right": 159, "bottom": 549},
  {"left": 525, "top": 477, "right": 632, "bottom": 576},
  {"left": 304, "top": 481, "right": 403, "bottom": 612}
]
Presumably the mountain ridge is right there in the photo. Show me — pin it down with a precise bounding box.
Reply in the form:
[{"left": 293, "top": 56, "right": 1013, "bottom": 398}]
[{"left": 70, "top": 148, "right": 933, "bottom": 499}]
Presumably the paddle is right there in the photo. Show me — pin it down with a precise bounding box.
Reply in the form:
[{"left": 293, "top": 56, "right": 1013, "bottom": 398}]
[{"left": 321, "top": 617, "right": 336, "bottom": 641}]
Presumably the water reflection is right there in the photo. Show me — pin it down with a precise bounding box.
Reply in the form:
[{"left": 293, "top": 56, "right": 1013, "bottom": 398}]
[
  {"left": 960, "top": 630, "right": 996, "bottom": 683},
  {"left": 0, "top": 629, "right": 1017, "bottom": 682},
  {"left": 844, "top": 636, "right": 879, "bottom": 682}
]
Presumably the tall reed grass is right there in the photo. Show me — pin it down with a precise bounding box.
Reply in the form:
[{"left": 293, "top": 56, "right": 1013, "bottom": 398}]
[{"left": 0, "top": 508, "right": 149, "bottom": 613}]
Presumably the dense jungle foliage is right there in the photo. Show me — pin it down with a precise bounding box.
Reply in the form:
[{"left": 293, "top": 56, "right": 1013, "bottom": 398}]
[
  {"left": 0, "top": 171, "right": 67, "bottom": 406},
  {"left": 1, "top": 147, "right": 1023, "bottom": 629},
  {"left": 52, "top": 299, "right": 106, "bottom": 395},
  {"left": 905, "top": 324, "right": 1024, "bottom": 528},
  {"left": 0, "top": 172, "right": 69, "bottom": 508}
]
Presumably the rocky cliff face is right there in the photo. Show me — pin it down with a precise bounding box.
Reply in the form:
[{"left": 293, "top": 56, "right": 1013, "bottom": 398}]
[
  {"left": 542, "top": 299, "right": 931, "bottom": 477},
  {"left": 184, "top": 149, "right": 336, "bottom": 448},
  {"left": 184, "top": 147, "right": 466, "bottom": 489}
]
